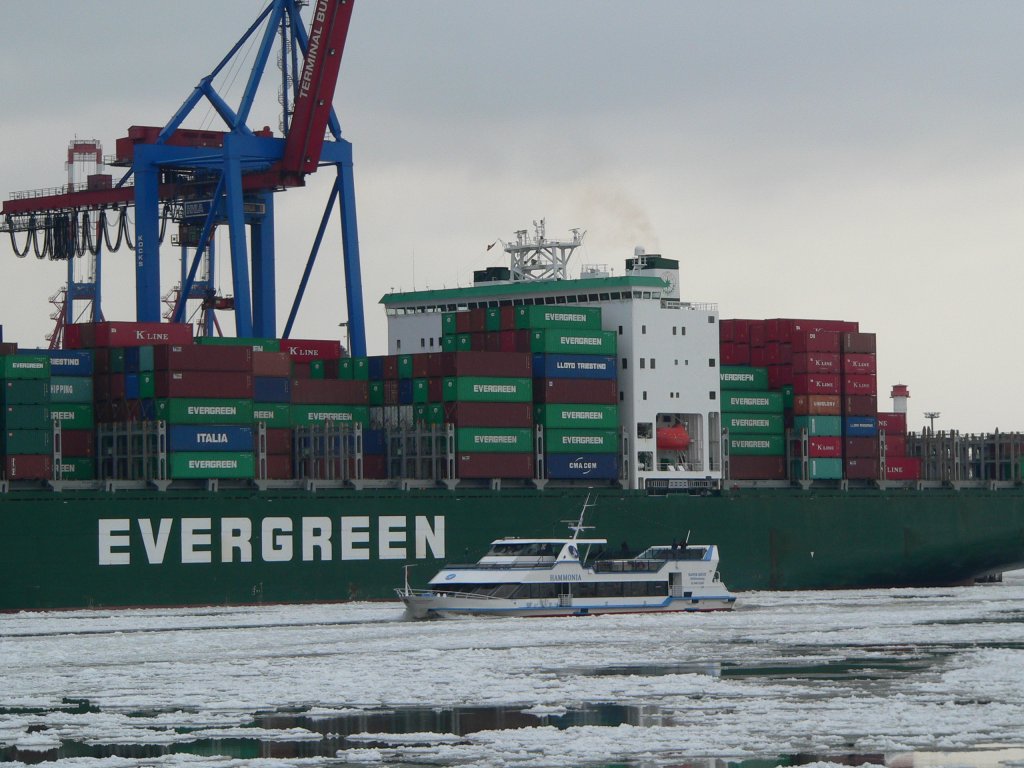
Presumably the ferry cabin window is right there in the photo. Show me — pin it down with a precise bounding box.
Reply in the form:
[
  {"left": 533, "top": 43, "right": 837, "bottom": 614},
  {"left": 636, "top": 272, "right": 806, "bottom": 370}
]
[{"left": 486, "top": 542, "right": 557, "bottom": 557}]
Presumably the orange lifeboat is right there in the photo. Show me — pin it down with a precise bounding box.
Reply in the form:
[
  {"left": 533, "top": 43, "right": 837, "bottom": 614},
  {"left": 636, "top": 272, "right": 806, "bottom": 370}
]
[{"left": 656, "top": 425, "right": 689, "bottom": 451}]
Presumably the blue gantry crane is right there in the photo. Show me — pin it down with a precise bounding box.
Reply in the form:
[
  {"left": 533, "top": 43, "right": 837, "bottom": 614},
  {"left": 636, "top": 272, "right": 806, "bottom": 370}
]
[{"left": 1, "top": 0, "right": 366, "bottom": 355}]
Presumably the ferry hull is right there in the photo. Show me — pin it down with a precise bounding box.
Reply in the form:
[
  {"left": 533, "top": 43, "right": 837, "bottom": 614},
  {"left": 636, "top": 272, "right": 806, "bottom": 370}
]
[
  {"left": 400, "top": 594, "right": 737, "bottom": 619},
  {"left": 4, "top": 486, "right": 1024, "bottom": 610}
]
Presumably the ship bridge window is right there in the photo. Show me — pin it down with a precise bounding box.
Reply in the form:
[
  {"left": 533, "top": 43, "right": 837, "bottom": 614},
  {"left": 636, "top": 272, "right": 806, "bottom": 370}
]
[
  {"left": 599, "top": 293, "right": 610, "bottom": 300},
  {"left": 545, "top": 296, "right": 556, "bottom": 304},
  {"left": 556, "top": 295, "right": 567, "bottom": 304},
  {"left": 588, "top": 294, "right": 598, "bottom": 301},
  {"left": 611, "top": 292, "right": 622, "bottom": 300},
  {"left": 709, "top": 358, "right": 716, "bottom": 367}
]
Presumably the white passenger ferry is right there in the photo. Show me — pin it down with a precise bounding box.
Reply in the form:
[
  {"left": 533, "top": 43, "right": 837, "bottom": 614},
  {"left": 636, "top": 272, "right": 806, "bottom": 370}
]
[{"left": 396, "top": 500, "right": 736, "bottom": 619}]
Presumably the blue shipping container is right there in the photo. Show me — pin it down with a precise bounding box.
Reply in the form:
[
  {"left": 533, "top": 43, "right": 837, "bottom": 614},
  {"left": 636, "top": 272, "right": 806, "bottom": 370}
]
[
  {"left": 367, "top": 356, "right": 385, "bottom": 379},
  {"left": 169, "top": 425, "right": 254, "bottom": 452},
  {"left": 125, "top": 373, "right": 140, "bottom": 400},
  {"left": 545, "top": 453, "right": 619, "bottom": 480},
  {"left": 398, "top": 379, "right": 414, "bottom": 405},
  {"left": 140, "top": 399, "right": 156, "bottom": 420},
  {"left": 25, "top": 349, "right": 94, "bottom": 377},
  {"left": 254, "top": 376, "right": 291, "bottom": 403},
  {"left": 531, "top": 354, "right": 617, "bottom": 380},
  {"left": 844, "top": 416, "right": 878, "bottom": 437}
]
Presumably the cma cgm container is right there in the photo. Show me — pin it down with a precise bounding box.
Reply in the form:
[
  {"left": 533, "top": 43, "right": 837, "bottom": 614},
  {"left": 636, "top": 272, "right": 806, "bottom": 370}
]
[{"left": 545, "top": 453, "right": 619, "bottom": 480}]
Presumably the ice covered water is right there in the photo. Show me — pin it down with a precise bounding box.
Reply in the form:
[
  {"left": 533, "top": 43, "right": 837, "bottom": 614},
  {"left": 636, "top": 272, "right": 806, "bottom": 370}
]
[{"left": 3, "top": 576, "right": 1024, "bottom": 767}]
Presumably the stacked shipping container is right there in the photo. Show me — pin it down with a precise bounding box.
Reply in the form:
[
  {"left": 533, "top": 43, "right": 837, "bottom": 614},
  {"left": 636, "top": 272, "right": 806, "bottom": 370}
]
[
  {"left": 720, "top": 366, "right": 786, "bottom": 479},
  {"left": 0, "top": 353, "right": 53, "bottom": 480}
]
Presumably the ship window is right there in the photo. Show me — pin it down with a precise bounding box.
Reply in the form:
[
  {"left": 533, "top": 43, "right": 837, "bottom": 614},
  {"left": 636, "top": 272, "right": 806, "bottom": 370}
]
[
  {"left": 576, "top": 582, "right": 596, "bottom": 598},
  {"left": 642, "top": 325, "right": 647, "bottom": 334},
  {"left": 643, "top": 391, "right": 648, "bottom": 400},
  {"left": 618, "top": 326, "right": 623, "bottom": 335},
  {"left": 545, "top": 297, "right": 556, "bottom": 304},
  {"left": 420, "top": 339, "right": 425, "bottom": 348},
  {"left": 637, "top": 423, "right": 653, "bottom": 438},
  {"left": 709, "top": 358, "right": 716, "bottom": 367},
  {"left": 650, "top": 359, "right": 656, "bottom": 369},
  {"left": 673, "top": 327, "right": 677, "bottom": 336},
  {"left": 596, "top": 582, "right": 622, "bottom": 598},
  {"left": 556, "top": 295, "right": 567, "bottom": 304},
  {"left": 681, "top": 327, "right": 686, "bottom": 335},
  {"left": 396, "top": 340, "right": 402, "bottom": 350},
  {"left": 709, "top": 391, "right": 717, "bottom": 400},
  {"left": 624, "top": 581, "right": 647, "bottom": 597},
  {"left": 640, "top": 358, "right": 645, "bottom": 369},
  {"left": 620, "top": 391, "right": 624, "bottom": 401},
  {"left": 588, "top": 294, "right": 598, "bottom": 301},
  {"left": 708, "top": 316, "right": 716, "bottom": 323},
  {"left": 611, "top": 292, "right": 622, "bottom": 300},
  {"left": 643, "top": 292, "right": 652, "bottom": 299},
  {"left": 599, "top": 293, "right": 610, "bottom": 300},
  {"left": 622, "top": 358, "right": 627, "bottom": 370}
]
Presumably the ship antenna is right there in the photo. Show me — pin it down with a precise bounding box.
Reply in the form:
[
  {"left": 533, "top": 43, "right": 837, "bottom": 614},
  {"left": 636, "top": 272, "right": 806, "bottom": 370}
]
[
  {"left": 563, "top": 492, "right": 596, "bottom": 540},
  {"left": 402, "top": 563, "right": 416, "bottom": 597}
]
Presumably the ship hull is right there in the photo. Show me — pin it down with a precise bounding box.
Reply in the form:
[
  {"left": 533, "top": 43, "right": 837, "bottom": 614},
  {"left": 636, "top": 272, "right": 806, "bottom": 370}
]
[{"left": 4, "top": 486, "right": 1024, "bottom": 610}]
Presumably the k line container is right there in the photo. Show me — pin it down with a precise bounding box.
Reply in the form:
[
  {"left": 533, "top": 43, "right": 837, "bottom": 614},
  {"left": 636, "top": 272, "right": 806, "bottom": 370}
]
[
  {"left": 728, "top": 434, "right": 784, "bottom": 456},
  {"left": 514, "top": 305, "right": 602, "bottom": 330},
  {"left": 280, "top": 339, "right": 343, "bottom": 361},
  {"left": 456, "top": 452, "right": 534, "bottom": 479},
  {"left": 792, "top": 374, "right": 840, "bottom": 396},
  {"left": 456, "top": 427, "right": 533, "bottom": 453},
  {"left": 442, "top": 377, "right": 532, "bottom": 403},
  {"left": 876, "top": 412, "right": 908, "bottom": 435},
  {"left": 0, "top": 355, "right": 50, "bottom": 380},
  {"left": 791, "top": 353, "right": 841, "bottom": 375},
  {"left": 529, "top": 329, "right": 617, "bottom": 356},
  {"left": 69, "top": 321, "right": 194, "bottom": 349},
  {"left": 169, "top": 452, "right": 255, "bottom": 479},
  {"left": 545, "top": 453, "right": 619, "bottom": 480},
  {"left": 534, "top": 404, "right": 618, "bottom": 429},
  {"left": 1, "top": 379, "right": 50, "bottom": 405},
  {"left": 842, "top": 353, "right": 877, "bottom": 374},
  {"left": 290, "top": 404, "right": 370, "bottom": 427},
  {"left": 253, "top": 403, "right": 291, "bottom": 427},
  {"left": 807, "top": 436, "right": 843, "bottom": 457},
  {"left": 885, "top": 457, "right": 922, "bottom": 481},
  {"left": 545, "top": 429, "right": 619, "bottom": 453},
  {"left": 720, "top": 391, "right": 784, "bottom": 414},
  {"left": 169, "top": 425, "right": 255, "bottom": 453},
  {"left": 792, "top": 415, "right": 842, "bottom": 437},
  {"left": 719, "top": 366, "right": 769, "bottom": 390},
  {"left": 156, "top": 398, "right": 254, "bottom": 425},
  {"left": 48, "top": 377, "right": 92, "bottom": 403},
  {"left": 724, "top": 414, "right": 784, "bottom": 435},
  {"left": 531, "top": 354, "right": 617, "bottom": 380},
  {"left": 842, "top": 375, "right": 877, "bottom": 396}
]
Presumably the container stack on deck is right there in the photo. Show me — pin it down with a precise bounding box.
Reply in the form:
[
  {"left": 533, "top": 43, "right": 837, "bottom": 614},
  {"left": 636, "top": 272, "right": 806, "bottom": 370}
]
[
  {"left": 1, "top": 351, "right": 52, "bottom": 480},
  {"left": 45, "top": 349, "right": 95, "bottom": 479},
  {"left": 719, "top": 366, "right": 786, "bottom": 480}
]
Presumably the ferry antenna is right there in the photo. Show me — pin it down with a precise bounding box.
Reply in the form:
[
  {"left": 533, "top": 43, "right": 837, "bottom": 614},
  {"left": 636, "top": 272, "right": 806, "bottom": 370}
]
[{"left": 563, "top": 493, "right": 597, "bottom": 540}]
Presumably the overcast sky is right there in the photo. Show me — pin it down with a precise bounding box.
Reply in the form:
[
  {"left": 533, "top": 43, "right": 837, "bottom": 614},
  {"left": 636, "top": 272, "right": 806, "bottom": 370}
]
[{"left": 2, "top": 2, "right": 1024, "bottom": 433}]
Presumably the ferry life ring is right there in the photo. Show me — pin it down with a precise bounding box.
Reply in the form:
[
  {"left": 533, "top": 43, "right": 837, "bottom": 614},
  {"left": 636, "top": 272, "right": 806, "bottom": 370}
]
[{"left": 656, "top": 426, "right": 690, "bottom": 451}]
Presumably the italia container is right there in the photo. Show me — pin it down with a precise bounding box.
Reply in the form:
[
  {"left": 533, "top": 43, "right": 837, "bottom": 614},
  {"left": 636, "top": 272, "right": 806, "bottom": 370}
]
[
  {"left": 169, "top": 425, "right": 254, "bottom": 452},
  {"left": 724, "top": 413, "right": 783, "bottom": 435},
  {"left": 534, "top": 404, "right": 618, "bottom": 430},
  {"left": 1, "top": 379, "right": 50, "bottom": 405},
  {"left": 50, "top": 403, "right": 94, "bottom": 428},
  {"left": 253, "top": 403, "right": 291, "bottom": 427},
  {"left": 530, "top": 329, "right": 616, "bottom": 356},
  {"left": 728, "top": 435, "right": 784, "bottom": 456},
  {"left": 514, "top": 305, "right": 602, "bottom": 330},
  {"left": 169, "top": 452, "right": 255, "bottom": 479},
  {"left": 532, "top": 354, "right": 616, "bottom": 380},
  {"left": 457, "top": 453, "right": 534, "bottom": 479},
  {"left": 720, "top": 391, "right": 783, "bottom": 414},
  {"left": 442, "top": 377, "right": 532, "bottom": 403},
  {"left": 156, "top": 398, "right": 254, "bottom": 425},
  {"left": 545, "top": 429, "right": 619, "bottom": 453},
  {"left": 534, "top": 378, "right": 617, "bottom": 405},
  {"left": 719, "top": 366, "right": 768, "bottom": 391},
  {"left": 290, "top": 404, "right": 370, "bottom": 427},
  {"left": 48, "top": 377, "right": 92, "bottom": 403},
  {"left": 0, "top": 355, "right": 50, "bottom": 380},
  {"left": 792, "top": 415, "right": 842, "bottom": 437},
  {"left": 456, "top": 428, "right": 533, "bottom": 453},
  {"left": 2, "top": 404, "right": 51, "bottom": 430},
  {"left": 545, "top": 453, "right": 619, "bottom": 480}
]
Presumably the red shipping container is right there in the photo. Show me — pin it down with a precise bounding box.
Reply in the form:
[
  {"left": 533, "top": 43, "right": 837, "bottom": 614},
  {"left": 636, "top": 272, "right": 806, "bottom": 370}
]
[
  {"left": 444, "top": 402, "right": 534, "bottom": 428},
  {"left": 457, "top": 452, "right": 534, "bottom": 479},
  {"left": 843, "top": 374, "right": 877, "bottom": 396},
  {"left": 263, "top": 454, "right": 294, "bottom": 480},
  {"left": 730, "top": 319, "right": 752, "bottom": 343},
  {"left": 264, "top": 428, "right": 293, "bottom": 455},
  {"left": 5, "top": 455, "right": 53, "bottom": 480},
  {"left": 500, "top": 306, "right": 517, "bottom": 330},
  {"left": 728, "top": 455, "right": 786, "bottom": 480},
  {"left": 361, "top": 454, "right": 389, "bottom": 479},
  {"left": 281, "top": 339, "right": 343, "bottom": 361},
  {"left": 841, "top": 332, "right": 876, "bottom": 354},
  {"left": 749, "top": 346, "right": 768, "bottom": 368},
  {"left": 108, "top": 374, "right": 126, "bottom": 400},
  {"left": 808, "top": 436, "right": 843, "bottom": 457},
  {"left": 792, "top": 374, "right": 840, "bottom": 396},
  {"left": 428, "top": 378, "right": 443, "bottom": 401},
  {"left": 63, "top": 324, "right": 83, "bottom": 349},
  {"left": 292, "top": 361, "right": 312, "bottom": 379},
  {"left": 427, "top": 353, "right": 444, "bottom": 377},
  {"left": 536, "top": 378, "right": 617, "bottom": 404},
  {"left": 498, "top": 330, "right": 532, "bottom": 353},
  {"left": 719, "top": 319, "right": 735, "bottom": 343},
  {"left": 79, "top": 321, "right": 194, "bottom": 348},
  {"left": 154, "top": 344, "right": 252, "bottom": 372},
  {"left": 791, "top": 330, "right": 840, "bottom": 354},
  {"left": 455, "top": 308, "right": 487, "bottom": 334},
  {"left": 885, "top": 456, "right": 921, "bottom": 481},
  {"left": 876, "top": 412, "right": 907, "bottom": 434},
  {"left": 253, "top": 351, "right": 292, "bottom": 377},
  {"left": 383, "top": 380, "right": 399, "bottom": 406},
  {"left": 884, "top": 434, "right": 907, "bottom": 457},
  {"left": 60, "top": 429, "right": 95, "bottom": 458},
  {"left": 92, "top": 348, "right": 112, "bottom": 375},
  {"left": 412, "top": 354, "right": 431, "bottom": 378},
  {"left": 440, "top": 351, "right": 532, "bottom": 378},
  {"left": 720, "top": 342, "right": 750, "bottom": 366},
  {"left": 842, "top": 353, "right": 877, "bottom": 374},
  {"left": 155, "top": 371, "right": 253, "bottom": 399},
  {"left": 790, "top": 319, "right": 858, "bottom": 335},
  {"left": 766, "top": 364, "right": 794, "bottom": 389},
  {"left": 749, "top": 321, "right": 766, "bottom": 348},
  {"left": 792, "top": 353, "right": 840, "bottom": 374},
  {"left": 291, "top": 377, "right": 372, "bottom": 405},
  {"left": 845, "top": 437, "right": 879, "bottom": 458},
  {"left": 792, "top": 395, "right": 842, "bottom": 416},
  {"left": 383, "top": 356, "right": 399, "bottom": 380},
  {"left": 764, "top": 318, "right": 785, "bottom": 343},
  {"left": 482, "top": 333, "right": 501, "bottom": 352},
  {"left": 845, "top": 457, "right": 879, "bottom": 480},
  {"left": 843, "top": 395, "right": 878, "bottom": 416}
]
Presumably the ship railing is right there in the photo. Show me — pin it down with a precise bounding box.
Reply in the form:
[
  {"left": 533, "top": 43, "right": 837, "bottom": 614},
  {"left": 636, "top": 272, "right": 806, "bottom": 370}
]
[
  {"left": 442, "top": 560, "right": 557, "bottom": 570},
  {"left": 398, "top": 587, "right": 504, "bottom": 601},
  {"left": 592, "top": 559, "right": 664, "bottom": 573}
]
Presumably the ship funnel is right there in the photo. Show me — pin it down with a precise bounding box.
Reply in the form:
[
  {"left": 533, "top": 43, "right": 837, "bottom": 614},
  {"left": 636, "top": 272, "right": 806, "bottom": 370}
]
[{"left": 891, "top": 384, "right": 910, "bottom": 414}]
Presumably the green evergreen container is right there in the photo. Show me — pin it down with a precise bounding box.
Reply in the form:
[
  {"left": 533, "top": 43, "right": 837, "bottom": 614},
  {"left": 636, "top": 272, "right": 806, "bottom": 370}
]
[
  {"left": 49, "top": 377, "right": 92, "bottom": 403},
  {"left": 50, "top": 403, "right": 94, "bottom": 428},
  {"left": 721, "top": 391, "right": 784, "bottom": 414},
  {"left": 2, "top": 379, "right": 50, "bottom": 404},
  {"left": 782, "top": 384, "right": 795, "bottom": 410},
  {"left": 545, "top": 428, "right": 619, "bottom": 453},
  {"left": 197, "top": 336, "right": 280, "bottom": 352},
  {"left": 515, "top": 305, "right": 602, "bottom": 330},
  {"left": 442, "top": 312, "right": 458, "bottom": 334},
  {"left": 412, "top": 379, "right": 430, "bottom": 404},
  {"left": 2, "top": 404, "right": 51, "bottom": 430},
  {"left": 156, "top": 398, "right": 254, "bottom": 425},
  {"left": 109, "top": 348, "right": 126, "bottom": 374},
  {"left": 0, "top": 355, "right": 50, "bottom": 380},
  {"left": 138, "top": 372, "right": 155, "bottom": 399},
  {"left": 456, "top": 334, "right": 473, "bottom": 351},
  {"left": 350, "top": 357, "right": 370, "bottom": 381},
  {"left": 719, "top": 366, "right": 769, "bottom": 391},
  {"left": 456, "top": 427, "right": 533, "bottom": 453},
  {"left": 290, "top": 404, "right": 370, "bottom": 427},
  {"left": 441, "top": 335, "right": 457, "bottom": 353},
  {"left": 485, "top": 308, "right": 502, "bottom": 332},
  {"left": 2, "top": 429, "right": 52, "bottom": 454},
  {"left": 310, "top": 360, "right": 325, "bottom": 380},
  {"left": 530, "top": 329, "right": 616, "bottom": 356},
  {"left": 398, "top": 355, "right": 414, "bottom": 379},
  {"left": 443, "top": 377, "right": 532, "bottom": 403},
  {"left": 253, "top": 403, "right": 291, "bottom": 427},
  {"left": 724, "top": 414, "right": 784, "bottom": 435},
  {"left": 729, "top": 434, "right": 785, "bottom": 456},
  {"left": 56, "top": 457, "right": 96, "bottom": 481},
  {"left": 792, "top": 415, "right": 843, "bottom": 437},
  {"left": 534, "top": 404, "right": 618, "bottom": 429},
  {"left": 414, "top": 403, "right": 445, "bottom": 426},
  {"left": 369, "top": 381, "right": 384, "bottom": 406},
  {"left": 169, "top": 452, "right": 255, "bottom": 479}
]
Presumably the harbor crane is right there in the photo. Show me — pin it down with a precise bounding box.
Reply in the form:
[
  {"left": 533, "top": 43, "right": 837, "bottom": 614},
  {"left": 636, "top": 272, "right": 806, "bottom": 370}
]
[{"left": 0, "top": 0, "right": 366, "bottom": 354}]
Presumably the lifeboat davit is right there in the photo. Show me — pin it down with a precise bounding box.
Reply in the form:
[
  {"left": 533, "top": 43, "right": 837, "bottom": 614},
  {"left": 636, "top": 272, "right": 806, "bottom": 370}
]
[{"left": 657, "top": 426, "right": 690, "bottom": 451}]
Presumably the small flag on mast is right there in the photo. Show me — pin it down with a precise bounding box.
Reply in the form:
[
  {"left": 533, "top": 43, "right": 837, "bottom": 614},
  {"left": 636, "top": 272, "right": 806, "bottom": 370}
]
[{"left": 486, "top": 241, "right": 497, "bottom": 251}]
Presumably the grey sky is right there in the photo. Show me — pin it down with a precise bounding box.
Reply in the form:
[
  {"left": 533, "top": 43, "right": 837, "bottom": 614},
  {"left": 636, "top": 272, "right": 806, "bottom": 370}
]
[{"left": 2, "top": 2, "right": 1023, "bottom": 432}]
